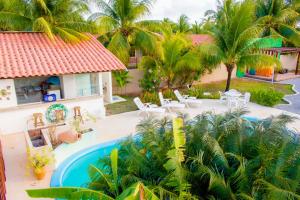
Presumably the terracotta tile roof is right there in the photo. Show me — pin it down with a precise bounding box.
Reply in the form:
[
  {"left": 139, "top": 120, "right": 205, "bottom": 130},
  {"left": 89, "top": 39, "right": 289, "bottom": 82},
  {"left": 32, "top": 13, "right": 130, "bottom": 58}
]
[
  {"left": 189, "top": 34, "right": 214, "bottom": 46},
  {"left": 0, "top": 32, "right": 126, "bottom": 79}
]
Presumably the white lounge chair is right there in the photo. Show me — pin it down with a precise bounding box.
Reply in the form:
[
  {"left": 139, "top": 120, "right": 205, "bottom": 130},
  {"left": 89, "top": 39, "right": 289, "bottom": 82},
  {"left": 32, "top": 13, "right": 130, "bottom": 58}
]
[
  {"left": 174, "top": 90, "right": 202, "bottom": 107},
  {"left": 238, "top": 92, "right": 251, "bottom": 107},
  {"left": 158, "top": 92, "right": 185, "bottom": 112},
  {"left": 133, "top": 97, "right": 165, "bottom": 116}
]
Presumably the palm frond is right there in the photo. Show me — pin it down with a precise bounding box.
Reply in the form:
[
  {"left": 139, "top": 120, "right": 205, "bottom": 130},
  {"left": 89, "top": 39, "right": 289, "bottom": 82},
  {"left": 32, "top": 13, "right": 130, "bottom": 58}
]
[
  {"left": 254, "top": 179, "right": 300, "bottom": 200},
  {"left": 0, "top": 11, "right": 31, "bottom": 30},
  {"left": 238, "top": 54, "right": 281, "bottom": 71},
  {"left": 277, "top": 23, "right": 300, "bottom": 46},
  {"left": 107, "top": 31, "right": 130, "bottom": 64},
  {"left": 116, "top": 182, "right": 159, "bottom": 200},
  {"left": 33, "top": 17, "right": 54, "bottom": 40},
  {"left": 26, "top": 187, "right": 114, "bottom": 200}
]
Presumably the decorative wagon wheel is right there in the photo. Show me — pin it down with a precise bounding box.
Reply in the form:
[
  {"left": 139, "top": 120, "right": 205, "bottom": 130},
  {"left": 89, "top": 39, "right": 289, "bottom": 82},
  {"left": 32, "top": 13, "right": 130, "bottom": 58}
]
[{"left": 46, "top": 104, "right": 68, "bottom": 123}]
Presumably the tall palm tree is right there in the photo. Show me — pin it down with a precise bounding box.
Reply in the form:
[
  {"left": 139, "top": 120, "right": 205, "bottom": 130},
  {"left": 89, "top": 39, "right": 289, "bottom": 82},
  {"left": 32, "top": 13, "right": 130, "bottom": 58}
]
[
  {"left": 256, "top": 0, "right": 300, "bottom": 46},
  {"left": 0, "top": 0, "right": 94, "bottom": 42},
  {"left": 139, "top": 31, "right": 204, "bottom": 89},
  {"left": 89, "top": 0, "right": 157, "bottom": 64},
  {"left": 174, "top": 14, "right": 191, "bottom": 33},
  {"left": 202, "top": 0, "right": 280, "bottom": 91}
]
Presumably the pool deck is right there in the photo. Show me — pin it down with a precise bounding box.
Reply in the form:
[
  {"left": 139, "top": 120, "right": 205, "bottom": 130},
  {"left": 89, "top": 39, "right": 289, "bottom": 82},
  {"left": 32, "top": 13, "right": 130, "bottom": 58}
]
[{"left": 2, "top": 99, "right": 300, "bottom": 200}]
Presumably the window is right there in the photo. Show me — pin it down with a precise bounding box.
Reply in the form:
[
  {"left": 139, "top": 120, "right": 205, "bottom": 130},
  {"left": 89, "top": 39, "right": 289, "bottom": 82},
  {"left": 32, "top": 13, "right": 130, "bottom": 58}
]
[
  {"left": 14, "top": 76, "right": 62, "bottom": 104},
  {"left": 75, "top": 73, "right": 99, "bottom": 97}
]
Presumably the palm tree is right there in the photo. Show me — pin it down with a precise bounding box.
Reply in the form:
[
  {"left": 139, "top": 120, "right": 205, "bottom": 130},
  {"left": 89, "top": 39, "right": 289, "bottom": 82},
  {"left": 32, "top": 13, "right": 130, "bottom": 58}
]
[
  {"left": 139, "top": 32, "right": 204, "bottom": 89},
  {"left": 174, "top": 14, "right": 191, "bottom": 33},
  {"left": 0, "top": 0, "right": 95, "bottom": 42},
  {"left": 89, "top": 0, "right": 157, "bottom": 64},
  {"left": 202, "top": 0, "right": 281, "bottom": 91},
  {"left": 27, "top": 149, "right": 160, "bottom": 200},
  {"left": 27, "top": 110, "right": 300, "bottom": 199},
  {"left": 256, "top": 0, "right": 300, "bottom": 46}
]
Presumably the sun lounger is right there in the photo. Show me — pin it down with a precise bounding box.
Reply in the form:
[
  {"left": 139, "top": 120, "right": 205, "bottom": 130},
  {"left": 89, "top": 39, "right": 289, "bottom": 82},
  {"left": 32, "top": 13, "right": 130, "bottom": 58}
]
[
  {"left": 158, "top": 92, "right": 185, "bottom": 111},
  {"left": 238, "top": 92, "right": 251, "bottom": 107},
  {"left": 174, "top": 90, "right": 202, "bottom": 107},
  {"left": 133, "top": 97, "right": 165, "bottom": 116}
]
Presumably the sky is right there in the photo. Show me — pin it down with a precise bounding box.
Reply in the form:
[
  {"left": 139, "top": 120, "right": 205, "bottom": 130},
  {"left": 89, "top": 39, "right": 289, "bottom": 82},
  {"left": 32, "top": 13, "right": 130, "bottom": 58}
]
[
  {"left": 146, "top": 0, "right": 218, "bottom": 23},
  {"left": 90, "top": 1, "right": 218, "bottom": 23}
]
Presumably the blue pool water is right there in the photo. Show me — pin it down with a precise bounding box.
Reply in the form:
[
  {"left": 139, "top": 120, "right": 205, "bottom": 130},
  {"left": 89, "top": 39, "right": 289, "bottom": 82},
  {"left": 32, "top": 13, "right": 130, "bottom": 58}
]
[{"left": 51, "top": 140, "right": 121, "bottom": 188}]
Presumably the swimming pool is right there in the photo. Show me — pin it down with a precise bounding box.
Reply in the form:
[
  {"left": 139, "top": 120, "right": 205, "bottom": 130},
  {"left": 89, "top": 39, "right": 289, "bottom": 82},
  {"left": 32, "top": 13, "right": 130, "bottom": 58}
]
[{"left": 51, "top": 139, "right": 122, "bottom": 188}]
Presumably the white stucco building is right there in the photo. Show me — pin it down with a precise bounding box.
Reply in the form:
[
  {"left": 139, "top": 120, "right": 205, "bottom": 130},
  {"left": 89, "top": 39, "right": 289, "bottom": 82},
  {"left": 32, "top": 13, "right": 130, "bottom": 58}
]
[{"left": 0, "top": 32, "right": 126, "bottom": 134}]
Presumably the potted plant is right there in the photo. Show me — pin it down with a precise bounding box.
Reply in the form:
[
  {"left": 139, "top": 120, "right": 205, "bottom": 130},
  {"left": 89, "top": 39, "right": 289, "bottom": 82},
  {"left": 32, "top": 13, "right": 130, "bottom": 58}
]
[{"left": 28, "top": 148, "right": 54, "bottom": 180}]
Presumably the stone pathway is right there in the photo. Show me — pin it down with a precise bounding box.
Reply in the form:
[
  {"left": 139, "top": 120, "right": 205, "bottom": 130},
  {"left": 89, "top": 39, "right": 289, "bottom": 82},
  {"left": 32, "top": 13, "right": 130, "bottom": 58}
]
[{"left": 276, "top": 78, "right": 300, "bottom": 115}]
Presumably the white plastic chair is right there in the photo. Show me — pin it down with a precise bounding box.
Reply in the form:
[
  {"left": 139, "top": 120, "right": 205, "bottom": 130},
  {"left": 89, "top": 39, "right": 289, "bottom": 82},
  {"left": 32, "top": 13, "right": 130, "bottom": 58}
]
[
  {"left": 238, "top": 92, "right": 251, "bottom": 107},
  {"left": 158, "top": 92, "right": 185, "bottom": 112},
  {"left": 174, "top": 90, "right": 202, "bottom": 107},
  {"left": 133, "top": 97, "right": 165, "bottom": 116}
]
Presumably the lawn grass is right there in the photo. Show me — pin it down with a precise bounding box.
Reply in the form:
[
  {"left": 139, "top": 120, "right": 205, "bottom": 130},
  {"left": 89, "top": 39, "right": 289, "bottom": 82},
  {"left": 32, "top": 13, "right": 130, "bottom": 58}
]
[
  {"left": 105, "top": 96, "right": 137, "bottom": 116},
  {"left": 200, "top": 78, "right": 295, "bottom": 95}
]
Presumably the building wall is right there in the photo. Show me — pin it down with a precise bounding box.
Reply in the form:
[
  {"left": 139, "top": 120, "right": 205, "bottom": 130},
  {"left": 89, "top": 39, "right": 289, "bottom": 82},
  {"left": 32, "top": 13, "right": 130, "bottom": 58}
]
[
  {"left": 0, "top": 79, "right": 17, "bottom": 109},
  {"left": 198, "top": 64, "right": 236, "bottom": 84},
  {"left": 112, "top": 69, "right": 144, "bottom": 95},
  {"left": 0, "top": 72, "right": 112, "bottom": 134},
  {"left": 280, "top": 53, "right": 298, "bottom": 71},
  {"left": 0, "top": 96, "right": 105, "bottom": 135},
  {"left": 113, "top": 65, "right": 235, "bottom": 94}
]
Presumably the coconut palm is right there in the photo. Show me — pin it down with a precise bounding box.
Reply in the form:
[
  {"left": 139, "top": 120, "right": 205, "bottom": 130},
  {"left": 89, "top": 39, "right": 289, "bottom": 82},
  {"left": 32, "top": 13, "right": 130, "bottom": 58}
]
[
  {"left": 27, "top": 148, "right": 160, "bottom": 200},
  {"left": 0, "top": 0, "right": 94, "bottom": 42},
  {"left": 201, "top": 0, "right": 281, "bottom": 91},
  {"left": 174, "top": 14, "right": 191, "bottom": 33},
  {"left": 27, "top": 110, "right": 300, "bottom": 199},
  {"left": 139, "top": 31, "right": 208, "bottom": 89},
  {"left": 89, "top": 0, "right": 157, "bottom": 64},
  {"left": 256, "top": 0, "right": 300, "bottom": 46}
]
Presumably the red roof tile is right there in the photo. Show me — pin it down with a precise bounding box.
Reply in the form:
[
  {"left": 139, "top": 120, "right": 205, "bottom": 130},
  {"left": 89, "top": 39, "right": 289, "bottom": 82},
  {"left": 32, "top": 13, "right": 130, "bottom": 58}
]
[
  {"left": 189, "top": 34, "right": 214, "bottom": 46},
  {"left": 0, "top": 32, "right": 126, "bottom": 79}
]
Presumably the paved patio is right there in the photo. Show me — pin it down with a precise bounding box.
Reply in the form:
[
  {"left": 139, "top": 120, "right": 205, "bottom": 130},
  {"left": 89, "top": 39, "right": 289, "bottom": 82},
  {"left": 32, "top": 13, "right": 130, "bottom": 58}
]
[
  {"left": 2, "top": 99, "right": 300, "bottom": 200},
  {"left": 276, "top": 78, "right": 300, "bottom": 114}
]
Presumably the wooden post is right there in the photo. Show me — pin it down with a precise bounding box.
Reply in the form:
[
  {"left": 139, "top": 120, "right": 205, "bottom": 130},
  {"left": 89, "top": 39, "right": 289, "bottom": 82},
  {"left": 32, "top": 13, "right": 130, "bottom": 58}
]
[
  {"left": 33, "top": 113, "right": 45, "bottom": 128},
  {"left": 74, "top": 106, "right": 83, "bottom": 123},
  {"left": 296, "top": 52, "right": 300, "bottom": 75}
]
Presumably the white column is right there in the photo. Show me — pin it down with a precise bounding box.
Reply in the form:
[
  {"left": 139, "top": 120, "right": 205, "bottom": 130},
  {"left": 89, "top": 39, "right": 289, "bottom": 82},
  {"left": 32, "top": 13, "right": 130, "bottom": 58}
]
[
  {"left": 102, "top": 72, "right": 113, "bottom": 103},
  {"left": 98, "top": 73, "right": 103, "bottom": 96}
]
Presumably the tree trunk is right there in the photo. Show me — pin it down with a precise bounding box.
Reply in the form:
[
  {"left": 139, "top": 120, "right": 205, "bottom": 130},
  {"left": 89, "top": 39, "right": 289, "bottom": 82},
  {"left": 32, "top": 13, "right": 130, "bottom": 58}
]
[
  {"left": 167, "top": 78, "right": 171, "bottom": 89},
  {"left": 225, "top": 64, "right": 234, "bottom": 92}
]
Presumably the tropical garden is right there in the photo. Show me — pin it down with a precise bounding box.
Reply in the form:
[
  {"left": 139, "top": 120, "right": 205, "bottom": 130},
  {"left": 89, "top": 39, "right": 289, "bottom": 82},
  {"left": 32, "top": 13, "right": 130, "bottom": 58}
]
[
  {"left": 1, "top": 0, "right": 299, "bottom": 106},
  {"left": 27, "top": 110, "right": 300, "bottom": 199},
  {"left": 1, "top": 0, "right": 300, "bottom": 199}
]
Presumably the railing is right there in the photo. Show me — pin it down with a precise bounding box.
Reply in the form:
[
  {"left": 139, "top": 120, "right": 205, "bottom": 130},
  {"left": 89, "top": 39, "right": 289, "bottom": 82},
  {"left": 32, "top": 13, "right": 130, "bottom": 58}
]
[{"left": 0, "top": 141, "right": 6, "bottom": 200}]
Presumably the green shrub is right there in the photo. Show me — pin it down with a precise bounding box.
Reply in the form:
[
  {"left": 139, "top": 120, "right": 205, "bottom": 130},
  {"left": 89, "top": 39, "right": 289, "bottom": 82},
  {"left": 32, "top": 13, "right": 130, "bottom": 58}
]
[
  {"left": 187, "top": 87, "right": 220, "bottom": 99},
  {"left": 140, "top": 92, "right": 159, "bottom": 105},
  {"left": 250, "top": 88, "right": 284, "bottom": 107},
  {"left": 140, "top": 89, "right": 178, "bottom": 105},
  {"left": 162, "top": 88, "right": 177, "bottom": 100}
]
